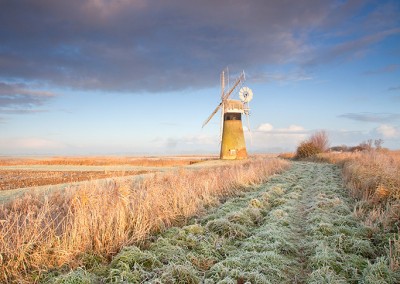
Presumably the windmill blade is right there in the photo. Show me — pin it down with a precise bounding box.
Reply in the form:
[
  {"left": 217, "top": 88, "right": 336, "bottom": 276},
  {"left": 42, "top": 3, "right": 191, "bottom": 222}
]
[
  {"left": 202, "top": 102, "right": 222, "bottom": 128},
  {"left": 245, "top": 113, "right": 253, "bottom": 145},
  {"left": 222, "top": 71, "right": 245, "bottom": 101},
  {"left": 219, "top": 103, "right": 224, "bottom": 144},
  {"left": 220, "top": 69, "right": 226, "bottom": 99}
]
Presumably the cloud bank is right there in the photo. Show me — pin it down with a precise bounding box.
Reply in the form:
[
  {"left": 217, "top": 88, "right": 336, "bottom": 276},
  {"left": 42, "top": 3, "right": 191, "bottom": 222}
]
[
  {"left": 0, "top": 82, "right": 56, "bottom": 115},
  {"left": 338, "top": 112, "right": 400, "bottom": 123},
  {"left": 1, "top": 0, "right": 398, "bottom": 93}
]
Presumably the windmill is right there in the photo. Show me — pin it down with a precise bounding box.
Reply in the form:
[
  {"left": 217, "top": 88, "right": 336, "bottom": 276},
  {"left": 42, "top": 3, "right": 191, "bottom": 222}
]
[{"left": 202, "top": 68, "right": 254, "bottom": 160}]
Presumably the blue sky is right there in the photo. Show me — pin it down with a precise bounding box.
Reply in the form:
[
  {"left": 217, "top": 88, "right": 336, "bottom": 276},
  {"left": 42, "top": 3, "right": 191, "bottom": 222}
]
[{"left": 0, "top": 0, "right": 399, "bottom": 155}]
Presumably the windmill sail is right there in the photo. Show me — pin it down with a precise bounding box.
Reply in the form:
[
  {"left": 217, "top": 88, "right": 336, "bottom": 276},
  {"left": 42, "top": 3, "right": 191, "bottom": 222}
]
[{"left": 202, "top": 102, "right": 222, "bottom": 128}]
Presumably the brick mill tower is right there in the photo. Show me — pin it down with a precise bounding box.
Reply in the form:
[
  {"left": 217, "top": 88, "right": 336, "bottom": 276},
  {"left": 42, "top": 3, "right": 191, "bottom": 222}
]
[{"left": 202, "top": 68, "right": 253, "bottom": 160}]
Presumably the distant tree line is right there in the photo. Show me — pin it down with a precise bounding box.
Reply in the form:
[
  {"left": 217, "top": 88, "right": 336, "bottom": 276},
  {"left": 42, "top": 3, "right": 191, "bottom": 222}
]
[{"left": 329, "top": 139, "right": 385, "bottom": 152}]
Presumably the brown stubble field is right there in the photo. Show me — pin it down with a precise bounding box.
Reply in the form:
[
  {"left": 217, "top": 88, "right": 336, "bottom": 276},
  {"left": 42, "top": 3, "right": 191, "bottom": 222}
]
[
  {"left": 0, "top": 156, "right": 213, "bottom": 191},
  {"left": 0, "top": 156, "right": 212, "bottom": 167},
  {"left": 0, "top": 170, "right": 152, "bottom": 191}
]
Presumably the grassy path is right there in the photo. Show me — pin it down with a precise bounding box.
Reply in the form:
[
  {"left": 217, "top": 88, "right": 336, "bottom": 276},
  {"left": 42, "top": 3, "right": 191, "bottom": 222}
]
[{"left": 45, "top": 162, "right": 399, "bottom": 283}]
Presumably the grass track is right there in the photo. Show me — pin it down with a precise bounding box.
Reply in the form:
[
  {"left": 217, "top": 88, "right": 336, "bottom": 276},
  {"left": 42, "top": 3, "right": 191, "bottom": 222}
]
[{"left": 45, "top": 162, "right": 400, "bottom": 283}]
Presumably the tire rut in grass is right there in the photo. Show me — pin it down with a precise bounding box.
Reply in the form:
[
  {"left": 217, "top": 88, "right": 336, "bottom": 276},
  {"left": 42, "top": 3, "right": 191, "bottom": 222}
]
[{"left": 45, "top": 162, "right": 400, "bottom": 283}]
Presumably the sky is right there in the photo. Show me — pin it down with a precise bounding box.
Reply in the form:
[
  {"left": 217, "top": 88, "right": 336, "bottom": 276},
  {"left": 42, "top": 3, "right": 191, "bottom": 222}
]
[{"left": 0, "top": 0, "right": 399, "bottom": 156}]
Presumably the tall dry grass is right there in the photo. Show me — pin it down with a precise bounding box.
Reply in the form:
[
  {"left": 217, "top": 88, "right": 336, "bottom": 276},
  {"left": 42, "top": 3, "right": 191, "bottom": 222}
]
[
  {"left": 320, "top": 150, "right": 400, "bottom": 270},
  {"left": 0, "top": 157, "right": 289, "bottom": 283},
  {"left": 295, "top": 130, "right": 329, "bottom": 159},
  {"left": 320, "top": 150, "right": 400, "bottom": 203}
]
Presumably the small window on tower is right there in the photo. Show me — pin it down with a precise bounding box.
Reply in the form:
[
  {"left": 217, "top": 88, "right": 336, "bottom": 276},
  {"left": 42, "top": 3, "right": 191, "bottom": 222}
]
[{"left": 229, "top": 149, "right": 237, "bottom": 155}]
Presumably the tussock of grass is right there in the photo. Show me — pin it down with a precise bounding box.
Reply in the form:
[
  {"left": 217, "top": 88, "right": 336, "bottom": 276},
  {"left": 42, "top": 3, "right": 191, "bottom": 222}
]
[
  {"left": 270, "top": 208, "right": 288, "bottom": 220},
  {"left": 243, "top": 207, "right": 264, "bottom": 223},
  {"left": 149, "top": 238, "right": 188, "bottom": 265},
  {"left": 315, "top": 195, "right": 343, "bottom": 209},
  {"left": 361, "top": 257, "right": 400, "bottom": 284},
  {"left": 242, "top": 224, "right": 293, "bottom": 252},
  {"left": 236, "top": 272, "right": 270, "bottom": 284},
  {"left": 332, "top": 215, "right": 360, "bottom": 227},
  {"left": 270, "top": 197, "right": 287, "bottom": 207},
  {"left": 187, "top": 252, "right": 216, "bottom": 271},
  {"left": 206, "top": 218, "right": 248, "bottom": 239},
  {"left": 154, "top": 227, "right": 225, "bottom": 264},
  {"left": 341, "top": 253, "right": 369, "bottom": 281},
  {"left": 46, "top": 268, "right": 98, "bottom": 284},
  {"left": 342, "top": 236, "right": 375, "bottom": 257},
  {"left": 183, "top": 223, "right": 205, "bottom": 235},
  {"left": 227, "top": 207, "right": 263, "bottom": 227},
  {"left": 110, "top": 246, "right": 161, "bottom": 271},
  {"left": 309, "top": 242, "right": 344, "bottom": 273},
  {"left": 106, "top": 246, "right": 161, "bottom": 282},
  {"left": 226, "top": 211, "right": 255, "bottom": 226},
  {"left": 286, "top": 190, "right": 301, "bottom": 200},
  {"left": 159, "top": 228, "right": 201, "bottom": 251},
  {"left": 207, "top": 251, "right": 293, "bottom": 283},
  {"left": 249, "top": 198, "right": 263, "bottom": 208},
  {"left": 261, "top": 191, "right": 271, "bottom": 202},
  {"left": 157, "top": 264, "right": 200, "bottom": 284},
  {"left": 320, "top": 233, "right": 375, "bottom": 258},
  {"left": 308, "top": 266, "right": 347, "bottom": 284},
  {"left": 270, "top": 185, "right": 285, "bottom": 196},
  {"left": 292, "top": 184, "right": 304, "bottom": 191},
  {"left": 107, "top": 267, "right": 143, "bottom": 283}
]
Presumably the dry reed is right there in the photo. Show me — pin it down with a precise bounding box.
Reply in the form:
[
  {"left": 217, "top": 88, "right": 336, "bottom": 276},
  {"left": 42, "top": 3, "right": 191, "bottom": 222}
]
[
  {"left": 319, "top": 150, "right": 400, "bottom": 271},
  {"left": 0, "top": 157, "right": 289, "bottom": 283},
  {"left": 320, "top": 150, "right": 400, "bottom": 202}
]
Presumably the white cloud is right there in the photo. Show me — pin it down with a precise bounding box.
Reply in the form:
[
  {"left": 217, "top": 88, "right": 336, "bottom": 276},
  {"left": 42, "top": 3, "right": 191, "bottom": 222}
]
[
  {"left": 257, "top": 123, "right": 274, "bottom": 132},
  {"left": 285, "top": 125, "right": 305, "bottom": 132},
  {"left": 256, "top": 123, "right": 305, "bottom": 133},
  {"left": 376, "top": 124, "right": 399, "bottom": 138},
  {"left": 250, "top": 122, "right": 309, "bottom": 152}
]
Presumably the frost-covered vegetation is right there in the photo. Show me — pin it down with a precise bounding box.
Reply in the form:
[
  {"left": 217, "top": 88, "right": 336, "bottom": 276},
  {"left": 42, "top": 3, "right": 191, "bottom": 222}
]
[{"left": 44, "top": 162, "right": 400, "bottom": 283}]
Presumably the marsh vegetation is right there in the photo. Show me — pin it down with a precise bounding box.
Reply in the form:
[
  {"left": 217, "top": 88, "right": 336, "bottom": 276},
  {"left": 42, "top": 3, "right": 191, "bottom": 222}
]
[
  {"left": 1, "top": 150, "right": 399, "bottom": 283},
  {"left": 45, "top": 161, "right": 400, "bottom": 283}
]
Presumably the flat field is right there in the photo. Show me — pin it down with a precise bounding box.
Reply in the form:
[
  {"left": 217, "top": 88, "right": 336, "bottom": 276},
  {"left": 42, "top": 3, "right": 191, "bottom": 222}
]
[
  {"left": 0, "top": 155, "right": 213, "bottom": 190},
  {"left": 0, "top": 170, "right": 153, "bottom": 191}
]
